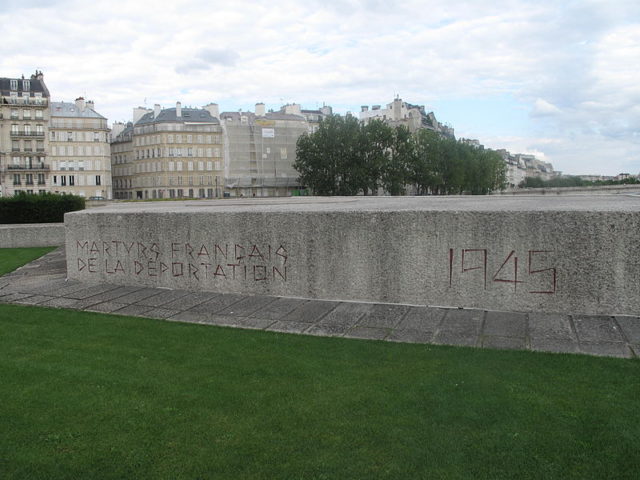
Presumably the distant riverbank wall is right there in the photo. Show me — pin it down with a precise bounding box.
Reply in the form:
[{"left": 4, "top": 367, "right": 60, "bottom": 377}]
[
  {"left": 498, "top": 184, "right": 640, "bottom": 196},
  {"left": 65, "top": 196, "right": 640, "bottom": 315}
]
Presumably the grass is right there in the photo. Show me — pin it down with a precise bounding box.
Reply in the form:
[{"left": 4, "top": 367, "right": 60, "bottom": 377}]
[
  {"left": 0, "top": 304, "right": 639, "bottom": 479},
  {"left": 0, "top": 247, "right": 57, "bottom": 276},
  {"left": 1, "top": 248, "right": 639, "bottom": 478}
]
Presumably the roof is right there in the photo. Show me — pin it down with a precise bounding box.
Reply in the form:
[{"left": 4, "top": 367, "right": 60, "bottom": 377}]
[
  {"left": 220, "top": 111, "right": 306, "bottom": 122},
  {"left": 50, "top": 101, "right": 106, "bottom": 119},
  {"left": 0, "top": 73, "right": 49, "bottom": 97},
  {"left": 136, "top": 107, "right": 219, "bottom": 125}
]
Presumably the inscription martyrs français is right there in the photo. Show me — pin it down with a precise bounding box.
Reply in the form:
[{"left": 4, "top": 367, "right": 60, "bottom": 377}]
[{"left": 75, "top": 240, "right": 289, "bottom": 283}]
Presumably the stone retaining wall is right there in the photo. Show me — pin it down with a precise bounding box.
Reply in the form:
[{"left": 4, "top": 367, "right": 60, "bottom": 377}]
[{"left": 0, "top": 223, "right": 65, "bottom": 248}]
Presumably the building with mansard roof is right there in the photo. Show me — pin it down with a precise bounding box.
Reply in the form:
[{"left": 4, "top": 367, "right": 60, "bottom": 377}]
[{"left": 0, "top": 71, "right": 50, "bottom": 196}]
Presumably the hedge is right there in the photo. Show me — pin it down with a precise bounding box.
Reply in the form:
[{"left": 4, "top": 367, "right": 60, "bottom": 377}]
[{"left": 0, "top": 192, "right": 85, "bottom": 224}]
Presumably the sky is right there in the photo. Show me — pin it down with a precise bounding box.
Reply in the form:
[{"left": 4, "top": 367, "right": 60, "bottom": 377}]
[{"left": 2, "top": 0, "right": 639, "bottom": 176}]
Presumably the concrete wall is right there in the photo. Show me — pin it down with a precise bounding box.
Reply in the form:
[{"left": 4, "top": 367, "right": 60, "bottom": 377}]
[
  {"left": 64, "top": 196, "right": 640, "bottom": 315},
  {"left": 1, "top": 223, "right": 65, "bottom": 248}
]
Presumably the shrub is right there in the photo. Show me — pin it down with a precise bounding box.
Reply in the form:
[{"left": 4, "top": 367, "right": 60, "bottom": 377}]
[{"left": 0, "top": 192, "right": 85, "bottom": 224}]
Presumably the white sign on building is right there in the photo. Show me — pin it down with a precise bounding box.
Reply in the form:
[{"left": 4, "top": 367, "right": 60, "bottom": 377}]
[{"left": 262, "top": 128, "right": 275, "bottom": 138}]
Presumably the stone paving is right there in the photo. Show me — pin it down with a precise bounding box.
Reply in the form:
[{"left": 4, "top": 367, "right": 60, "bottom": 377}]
[{"left": 1, "top": 247, "right": 639, "bottom": 359}]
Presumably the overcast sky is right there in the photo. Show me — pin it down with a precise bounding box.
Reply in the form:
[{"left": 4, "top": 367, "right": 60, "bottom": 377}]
[{"left": 2, "top": 0, "right": 638, "bottom": 175}]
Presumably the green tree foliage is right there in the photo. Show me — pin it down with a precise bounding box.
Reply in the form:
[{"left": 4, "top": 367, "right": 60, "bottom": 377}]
[{"left": 295, "top": 116, "right": 507, "bottom": 195}]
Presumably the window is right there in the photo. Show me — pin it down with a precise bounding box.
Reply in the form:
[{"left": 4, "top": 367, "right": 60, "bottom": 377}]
[
  {"left": 11, "top": 109, "right": 18, "bottom": 119},
  {"left": 94, "top": 132, "right": 99, "bottom": 142},
  {"left": 61, "top": 176, "right": 67, "bottom": 186},
  {"left": 53, "top": 176, "right": 58, "bottom": 185},
  {"left": 69, "top": 176, "right": 75, "bottom": 186},
  {"left": 23, "top": 109, "right": 31, "bottom": 119},
  {"left": 13, "top": 174, "right": 21, "bottom": 185},
  {"left": 177, "top": 189, "right": 184, "bottom": 197},
  {"left": 95, "top": 175, "right": 101, "bottom": 186},
  {"left": 67, "top": 132, "right": 73, "bottom": 141},
  {"left": 26, "top": 174, "right": 33, "bottom": 185},
  {"left": 11, "top": 124, "right": 19, "bottom": 134},
  {"left": 23, "top": 79, "right": 30, "bottom": 91},
  {"left": 10, "top": 79, "right": 17, "bottom": 91},
  {"left": 35, "top": 110, "right": 43, "bottom": 119},
  {"left": 38, "top": 174, "right": 45, "bottom": 185}
]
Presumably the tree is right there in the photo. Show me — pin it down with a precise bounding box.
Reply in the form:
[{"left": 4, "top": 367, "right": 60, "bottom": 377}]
[{"left": 381, "top": 125, "right": 413, "bottom": 195}]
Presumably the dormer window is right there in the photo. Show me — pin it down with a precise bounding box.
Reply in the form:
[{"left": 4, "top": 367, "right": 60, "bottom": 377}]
[
  {"left": 23, "top": 80, "right": 30, "bottom": 91},
  {"left": 10, "top": 79, "right": 17, "bottom": 90}
]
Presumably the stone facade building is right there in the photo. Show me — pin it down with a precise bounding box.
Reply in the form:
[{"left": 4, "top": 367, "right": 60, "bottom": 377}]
[
  {"left": 359, "top": 97, "right": 455, "bottom": 138},
  {"left": 0, "top": 71, "right": 50, "bottom": 196},
  {"left": 49, "top": 98, "right": 112, "bottom": 199},
  {"left": 111, "top": 102, "right": 224, "bottom": 200}
]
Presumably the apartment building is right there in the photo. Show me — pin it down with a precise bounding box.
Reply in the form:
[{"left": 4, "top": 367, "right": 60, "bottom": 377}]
[
  {"left": 221, "top": 103, "right": 309, "bottom": 197},
  {"left": 111, "top": 102, "right": 224, "bottom": 200},
  {"left": 49, "top": 98, "right": 112, "bottom": 199},
  {"left": 110, "top": 122, "right": 133, "bottom": 199},
  {"left": 0, "top": 71, "right": 50, "bottom": 196},
  {"left": 359, "top": 97, "right": 455, "bottom": 138}
]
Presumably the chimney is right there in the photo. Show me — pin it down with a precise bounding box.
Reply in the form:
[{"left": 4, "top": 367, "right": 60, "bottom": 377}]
[
  {"left": 203, "top": 103, "right": 219, "bottom": 118},
  {"left": 86, "top": 100, "right": 95, "bottom": 111},
  {"left": 111, "top": 122, "right": 125, "bottom": 138},
  {"left": 284, "top": 103, "right": 301, "bottom": 115},
  {"left": 176, "top": 101, "right": 182, "bottom": 118},
  {"left": 75, "top": 97, "right": 86, "bottom": 111},
  {"left": 255, "top": 103, "right": 266, "bottom": 116},
  {"left": 154, "top": 103, "right": 161, "bottom": 118},
  {"left": 133, "top": 106, "right": 152, "bottom": 124},
  {"left": 361, "top": 105, "right": 368, "bottom": 112}
]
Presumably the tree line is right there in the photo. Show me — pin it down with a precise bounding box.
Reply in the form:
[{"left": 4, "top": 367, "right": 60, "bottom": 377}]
[{"left": 294, "top": 115, "right": 506, "bottom": 196}]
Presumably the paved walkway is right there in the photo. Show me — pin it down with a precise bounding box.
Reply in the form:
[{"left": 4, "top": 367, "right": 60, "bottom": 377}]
[{"left": 1, "top": 247, "right": 639, "bottom": 359}]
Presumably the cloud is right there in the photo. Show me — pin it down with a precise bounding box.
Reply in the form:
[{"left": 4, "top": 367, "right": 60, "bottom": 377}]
[
  {"left": 531, "top": 99, "right": 562, "bottom": 117},
  {"left": 175, "top": 48, "right": 239, "bottom": 74},
  {"left": 1, "top": 0, "right": 638, "bottom": 175}
]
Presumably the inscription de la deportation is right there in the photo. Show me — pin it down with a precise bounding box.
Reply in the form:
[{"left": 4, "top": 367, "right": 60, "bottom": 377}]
[{"left": 75, "top": 240, "right": 289, "bottom": 283}]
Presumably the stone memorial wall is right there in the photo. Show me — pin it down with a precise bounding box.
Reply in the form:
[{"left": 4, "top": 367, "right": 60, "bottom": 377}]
[{"left": 65, "top": 196, "right": 640, "bottom": 315}]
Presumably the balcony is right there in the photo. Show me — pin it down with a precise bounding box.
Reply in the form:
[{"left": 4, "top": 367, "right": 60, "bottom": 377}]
[
  {"left": 9, "top": 130, "right": 45, "bottom": 138},
  {"left": 3, "top": 97, "right": 48, "bottom": 107},
  {"left": 3, "top": 164, "right": 50, "bottom": 172}
]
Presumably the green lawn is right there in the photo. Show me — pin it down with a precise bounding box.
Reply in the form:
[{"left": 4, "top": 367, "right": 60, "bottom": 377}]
[
  {"left": 1, "top": 248, "right": 639, "bottom": 478},
  {"left": 0, "top": 247, "right": 57, "bottom": 276},
  {"left": 0, "top": 304, "right": 639, "bottom": 479}
]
